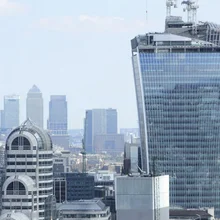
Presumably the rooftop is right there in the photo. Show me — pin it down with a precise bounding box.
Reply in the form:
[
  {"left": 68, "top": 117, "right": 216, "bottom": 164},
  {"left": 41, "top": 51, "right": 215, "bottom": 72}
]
[
  {"left": 170, "top": 209, "right": 213, "bottom": 218},
  {"left": 28, "top": 85, "right": 41, "bottom": 93},
  {"left": 57, "top": 200, "right": 107, "bottom": 212}
]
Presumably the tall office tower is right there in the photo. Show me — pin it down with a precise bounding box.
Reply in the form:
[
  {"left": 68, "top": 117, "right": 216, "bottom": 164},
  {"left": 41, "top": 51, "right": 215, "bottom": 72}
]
[
  {"left": 4, "top": 95, "right": 20, "bottom": 129},
  {"left": 106, "top": 109, "right": 118, "bottom": 134},
  {"left": 0, "top": 119, "right": 54, "bottom": 220},
  {"left": 131, "top": 30, "right": 220, "bottom": 215},
  {"left": 0, "top": 110, "right": 4, "bottom": 129},
  {"left": 47, "top": 95, "right": 69, "bottom": 148},
  {"left": 84, "top": 109, "right": 117, "bottom": 153},
  {"left": 26, "top": 85, "right": 44, "bottom": 128}
]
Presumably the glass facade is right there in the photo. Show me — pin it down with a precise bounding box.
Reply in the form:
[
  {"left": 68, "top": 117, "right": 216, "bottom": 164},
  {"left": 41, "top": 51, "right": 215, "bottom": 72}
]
[{"left": 133, "top": 37, "right": 220, "bottom": 216}]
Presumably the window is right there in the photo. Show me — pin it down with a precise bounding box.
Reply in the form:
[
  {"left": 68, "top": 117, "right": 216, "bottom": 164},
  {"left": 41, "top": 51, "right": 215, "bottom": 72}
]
[
  {"left": 6, "top": 181, "right": 26, "bottom": 195},
  {"left": 11, "top": 137, "right": 31, "bottom": 150}
]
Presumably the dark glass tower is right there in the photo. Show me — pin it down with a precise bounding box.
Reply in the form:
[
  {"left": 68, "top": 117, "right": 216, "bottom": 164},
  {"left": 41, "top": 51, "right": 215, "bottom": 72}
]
[{"left": 132, "top": 32, "right": 220, "bottom": 216}]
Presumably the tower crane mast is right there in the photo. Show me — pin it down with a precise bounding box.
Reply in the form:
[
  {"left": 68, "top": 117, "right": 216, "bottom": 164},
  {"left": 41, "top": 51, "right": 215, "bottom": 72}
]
[
  {"left": 181, "top": 0, "right": 199, "bottom": 24},
  {"left": 166, "top": 0, "right": 178, "bottom": 17}
]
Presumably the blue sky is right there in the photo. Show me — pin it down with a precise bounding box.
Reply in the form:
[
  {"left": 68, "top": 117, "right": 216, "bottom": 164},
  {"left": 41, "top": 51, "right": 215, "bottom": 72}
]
[{"left": 0, "top": 0, "right": 219, "bottom": 129}]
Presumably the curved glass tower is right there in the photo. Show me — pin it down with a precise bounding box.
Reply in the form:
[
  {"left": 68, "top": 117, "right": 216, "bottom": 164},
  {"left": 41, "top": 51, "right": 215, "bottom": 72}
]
[{"left": 132, "top": 33, "right": 220, "bottom": 216}]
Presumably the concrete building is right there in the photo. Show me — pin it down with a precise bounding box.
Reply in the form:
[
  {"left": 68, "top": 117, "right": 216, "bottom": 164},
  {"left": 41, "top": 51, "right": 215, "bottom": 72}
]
[
  {"left": 115, "top": 175, "right": 169, "bottom": 220},
  {"left": 26, "top": 85, "right": 44, "bottom": 128},
  {"left": 84, "top": 109, "right": 118, "bottom": 153},
  {"left": 0, "top": 119, "right": 54, "bottom": 220},
  {"left": 93, "top": 134, "right": 124, "bottom": 155},
  {"left": 53, "top": 152, "right": 71, "bottom": 177},
  {"left": 57, "top": 200, "right": 111, "bottom": 220},
  {"left": 132, "top": 20, "right": 220, "bottom": 216},
  {"left": 3, "top": 95, "right": 20, "bottom": 129},
  {"left": 47, "top": 95, "right": 69, "bottom": 148}
]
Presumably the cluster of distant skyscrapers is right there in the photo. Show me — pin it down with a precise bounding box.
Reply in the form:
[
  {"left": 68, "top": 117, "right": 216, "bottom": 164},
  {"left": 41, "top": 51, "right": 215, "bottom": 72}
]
[
  {"left": 0, "top": 85, "right": 69, "bottom": 147},
  {"left": 0, "top": 85, "right": 67, "bottom": 131},
  {"left": 0, "top": 86, "right": 126, "bottom": 154}
]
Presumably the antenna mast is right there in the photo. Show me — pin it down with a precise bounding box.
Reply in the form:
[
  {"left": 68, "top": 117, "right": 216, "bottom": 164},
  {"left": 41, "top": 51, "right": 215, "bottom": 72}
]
[{"left": 166, "top": 0, "right": 178, "bottom": 17}]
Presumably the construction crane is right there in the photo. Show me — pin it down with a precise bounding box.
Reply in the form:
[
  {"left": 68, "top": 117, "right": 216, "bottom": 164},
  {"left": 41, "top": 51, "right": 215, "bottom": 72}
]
[
  {"left": 166, "top": 0, "right": 178, "bottom": 17},
  {"left": 181, "top": 0, "right": 199, "bottom": 24},
  {"left": 81, "top": 139, "right": 87, "bottom": 173}
]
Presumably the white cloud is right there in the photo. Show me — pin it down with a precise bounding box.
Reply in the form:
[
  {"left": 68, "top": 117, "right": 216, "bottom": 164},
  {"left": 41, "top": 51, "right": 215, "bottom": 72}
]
[
  {"left": 0, "top": 0, "right": 28, "bottom": 16},
  {"left": 33, "top": 15, "right": 146, "bottom": 33}
]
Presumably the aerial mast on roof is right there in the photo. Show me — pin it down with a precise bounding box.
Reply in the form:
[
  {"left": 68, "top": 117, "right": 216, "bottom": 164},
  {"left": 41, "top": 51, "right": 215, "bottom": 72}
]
[{"left": 166, "top": 0, "right": 178, "bottom": 17}]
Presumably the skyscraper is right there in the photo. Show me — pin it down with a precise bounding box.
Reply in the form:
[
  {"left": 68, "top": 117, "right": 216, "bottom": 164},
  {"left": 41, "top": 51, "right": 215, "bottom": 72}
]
[
  {"left": 26, "top": 85, "right": 44, "bottom": 128},
  {"left": 0, "top": 119, "right": 54, "bottom": 220},
  {"left": 4, "top": 95, "right": 20, "bottom": 129},
  {"left": 47, "top": 95, "right": 67, "bottom": 134},
  {"left": 47, "top": 95, "right": 69, "bottom": 148},
  {"left": 84, "top": 109, "right": 117, "bottom": 153},
  {"left": 132, "top": 23, "right": 220, "bottom": 215}
]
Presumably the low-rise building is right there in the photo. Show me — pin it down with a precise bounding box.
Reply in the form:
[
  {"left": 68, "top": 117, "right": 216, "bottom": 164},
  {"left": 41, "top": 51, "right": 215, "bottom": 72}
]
[
  {"left": 170, "top": 208, "right": 214, "bottom": 220},
  {"left": 57, "top": 200, "right": 111, "bottom": 220}
]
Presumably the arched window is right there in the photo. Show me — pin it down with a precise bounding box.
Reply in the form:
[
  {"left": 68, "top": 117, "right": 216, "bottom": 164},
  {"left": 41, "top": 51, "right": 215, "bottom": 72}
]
[
  {"left": 11, "top": 137, "right": 31, "bottom": 150},
  {"left": 6, "top": 181, "right": 26, "bottom": 195}
]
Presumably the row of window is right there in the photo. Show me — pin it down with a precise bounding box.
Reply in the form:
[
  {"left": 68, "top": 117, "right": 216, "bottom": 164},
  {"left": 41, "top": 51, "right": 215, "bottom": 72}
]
[
  {"left": 7, "top": 161, "right": 53, "bottom": 166},
  {"left": 3, "top": 198, "right": 36, "bottom": 203},
  {"left": 7, "top": 154, "right": 53, "bottom": 158},
  {"left": 61, "top": 213, "right": 110, "bottom": 218},
  {"left": 7, "top": 169, "right": 36, "bottom": 173}
]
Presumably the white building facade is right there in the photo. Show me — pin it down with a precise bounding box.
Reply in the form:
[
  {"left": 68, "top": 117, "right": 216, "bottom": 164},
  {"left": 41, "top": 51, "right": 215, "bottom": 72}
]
[
  {"left": 0, "top": 119, "right": 54, "bottom": 220},
  {"left": 115, "top": 175, "right": 169, "bottom": 220}
]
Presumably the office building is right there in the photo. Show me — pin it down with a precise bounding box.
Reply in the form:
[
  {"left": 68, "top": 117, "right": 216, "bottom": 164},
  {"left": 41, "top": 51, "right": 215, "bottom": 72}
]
[
  {"left": 57, "top": 200, "right": 111, "bottom": 220},
  {"left": 53, "top": 152, "right": 71, "bottom": 177},
  {"left": 0, "top": 119, "right": 54, "bottom": 220},
  {"left": 3, "top": 95, "right": 19, "bottom": 129},
  {"left": 93, "top": 134, "right": 124, "bottom": 155},
  {"left": 65, "top": 173, "right": 94, "bottom": 201},
  {"left": 131, "top": 18, "right": 220, "bottom": 216},
  {"left": 115, "top": 175, "right": 169, "bottom": 220},
  {"left": 26, "top": 85, "right": 44, "bottom": 128},
  {"left": 47, "top": 95, "right": 69, "bottom": 148},
  {"left": 84, "top": 109, "right": 118, "bottom": 153},
  {"left": 0, "top": 110, "right": 4, "bottom": 129},
  {"left": 53, "top": 177, "right": 66, "bottom": 204}
]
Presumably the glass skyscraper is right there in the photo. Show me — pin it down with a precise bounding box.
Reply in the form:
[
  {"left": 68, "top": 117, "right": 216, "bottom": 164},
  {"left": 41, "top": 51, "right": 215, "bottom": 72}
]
[
  {"left": 26, "top": 85, "right": 44, "bottom": 128},
  {"left": 3, "top": 95, "right": 20, "bottom": 129},
  {"left": 84, "top": 109, "right": 117, "bottom": 153},
  {"left": 132, "top": 33, "right": 220, "bottom": 215},
  {"left": 47, "top": 95, "right": 68, "bottom": 135}
]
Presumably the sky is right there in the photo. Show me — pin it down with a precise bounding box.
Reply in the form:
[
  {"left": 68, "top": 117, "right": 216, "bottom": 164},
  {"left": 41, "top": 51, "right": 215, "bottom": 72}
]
[{"left": 0, "top": 0, "right": 219, "bottom": 129}]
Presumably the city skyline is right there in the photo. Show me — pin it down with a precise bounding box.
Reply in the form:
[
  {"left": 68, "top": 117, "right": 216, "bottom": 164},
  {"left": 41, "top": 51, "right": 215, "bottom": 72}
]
[{"left": 0, "top": 0, "right": 218, "bottom": 129}]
